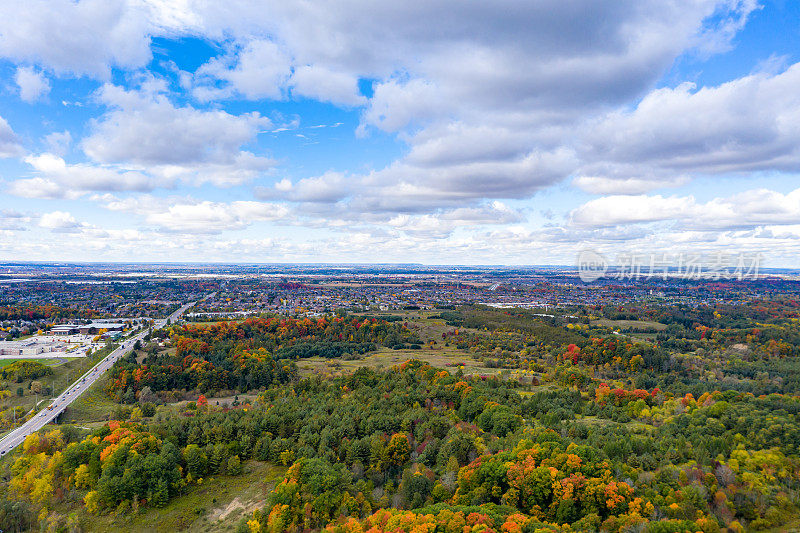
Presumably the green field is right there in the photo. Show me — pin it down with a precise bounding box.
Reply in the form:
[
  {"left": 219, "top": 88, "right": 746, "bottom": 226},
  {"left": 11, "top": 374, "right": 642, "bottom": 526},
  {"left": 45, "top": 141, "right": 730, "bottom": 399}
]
[
  {"left": 63, "top": 370, "right": 119, "bottom": 424},
  {"left": 0, "top": 357, "right": 66, "bottom": 368}
]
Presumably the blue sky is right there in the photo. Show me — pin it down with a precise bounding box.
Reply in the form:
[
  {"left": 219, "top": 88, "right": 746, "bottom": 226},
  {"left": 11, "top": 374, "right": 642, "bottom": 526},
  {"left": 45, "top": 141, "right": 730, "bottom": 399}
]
[{"left": 0, "top": 0, "right": 799, "bottom": 266}]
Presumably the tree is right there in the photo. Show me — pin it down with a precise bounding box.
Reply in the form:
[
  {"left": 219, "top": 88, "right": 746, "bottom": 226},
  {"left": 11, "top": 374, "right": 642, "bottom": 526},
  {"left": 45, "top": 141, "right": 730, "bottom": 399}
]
[
  {"left": 387, "top": 433, "right": 410, "bottom": 467},
  {"left": 140, "top": 403, "right": 156, "bottom": 417},
  {"left": 227, "top": 455, "right": 242, "bottom": 476},
  {"left": 183, "top": 444, "right": 207, "bottom": 477},
  {"left": 150, "top": 479, "right": 168, "bottom": 508},
  {"left": 84, "top": 491, "right": 101, "bottom": 514},
  {"left": 73, "top": 465, "right": 91, "bottom": 489}
]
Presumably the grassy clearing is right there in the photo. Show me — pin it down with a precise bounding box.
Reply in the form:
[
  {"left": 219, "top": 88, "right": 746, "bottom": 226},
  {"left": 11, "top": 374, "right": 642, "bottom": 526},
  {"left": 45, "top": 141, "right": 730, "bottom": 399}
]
[
  {"left": 591, "top": 319, "right": 667, "bottom": 331},
  {"left": 0, "top": 357, "right": 66, "bottom": 368},
  {"left": 297, "top": 346, "right": 501, "bottom": 378},
  {"left": 294, "top": 309, "right": 499, "bottom": 377},
  {"left": 82, "top": 461, "right": 285, "bottom": 533},
  {"left": 62, "top": 371, "right": 118, "bottom": 424}
]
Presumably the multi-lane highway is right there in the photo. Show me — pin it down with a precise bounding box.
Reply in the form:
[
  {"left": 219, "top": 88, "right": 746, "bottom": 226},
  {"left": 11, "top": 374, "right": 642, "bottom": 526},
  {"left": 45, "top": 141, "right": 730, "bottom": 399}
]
[{"left": 0, "top": 301, "right": 195, "bottom": 457}]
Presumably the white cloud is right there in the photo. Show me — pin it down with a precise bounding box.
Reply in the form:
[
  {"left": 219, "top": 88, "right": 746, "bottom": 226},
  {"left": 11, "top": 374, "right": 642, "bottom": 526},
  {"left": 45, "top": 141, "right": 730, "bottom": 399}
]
[
  {"left": 360, "top": 78, "right": 442, "bottom": 133},
  {"left": 290, "top": 65, "right": 366, "bottom": 107},
  {"left": 44, "top": 131, "right": 72, "bottom": 156},
  {"left": 581, "top": 63, "right": 800, "bottom": 183},
  {"left": 120, "top": 199, "right": 292, "bottom": 234},
  {"left": 263, "top": 143, "right": 575, "bottom": 216},
  {"left": 14, "top": 66, "right": 50, "bottom": 102},
  {"left": 570, "top": 195, "right": 693, "bottom": 227},
  {"left": 572, "top": 175, "right": 691, "bottom": 195},
  {"left": 0, "top": 0, "right": 156, "bottom": 78},
  {"left": 261, "top": 172, "right": 350, "bottom": 203},
  {"left": 570, "top": 188, "right": 800, "bottom": 230},
  {"left": 82, "top": 84, "right": 275, "bottom": 186},
  {"left": 385, "top": 202, "right": 523, "bottom": 238},
  {"left": 38, "top": 211, "right": 83, "bottom": 232},
  {"left": 7, "top": 153, "right": 155, "bottom": 199},
  {"left": 0, "top": 116, "right": 23, "bottom": 158},
  {"left": 194, "top": 40, "right": 292, "bottom": 101}
]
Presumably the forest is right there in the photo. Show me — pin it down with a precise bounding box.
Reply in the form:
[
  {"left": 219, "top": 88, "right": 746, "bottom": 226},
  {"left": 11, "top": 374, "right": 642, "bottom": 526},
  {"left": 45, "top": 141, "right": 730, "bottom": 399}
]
[{"left": 2, "top": 299, "right": 800, "bottom": 532}]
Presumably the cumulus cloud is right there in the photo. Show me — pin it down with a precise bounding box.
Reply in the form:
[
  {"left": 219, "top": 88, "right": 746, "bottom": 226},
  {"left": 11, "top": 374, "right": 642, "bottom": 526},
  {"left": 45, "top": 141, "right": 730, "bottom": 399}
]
[
  {"left": 579, "top": 63, "right": 800, "bottom": 185},
  {"left": 14, "top": 66, "right": 50, "bottom": 102},
  {"left": 572, "top": 175, "right": 691, "bottom": 195},
  {"left": 1, "top": 0, "right": 796, "bottom": 262},
  {"left": 96, "top": 196, "right": 292, "bottom": 234},
  {"left": 385, "top": 202, "right": 523, "bottom": 238},
  {"left": 360, "top": 78, "right": 443, "bottom": 133},
  {"left": 38, "top": 211, "right": 83, "bottom": 232},
  {"left": 0, "top": 0, "right": 156, "bottom": 78},
  {"left": 290, "top": 65, "right": 366, "bottom": 107},
  {"left": 263, "top": 172, "right": 351, "bottom": 203},
  {"left": 7, "top": 153, "right": 154, "bottom": 199},
  {"left": 82, "top": 83, "right": 275, "bottom": 186},
  {"left": 570, "top": 188, "right": 800, "bottom": 230},
  {"left": 266, "top": 146, "right": 576, "bottom": 214},
  {"left": 193, "top": 40, "right": 292, "bottom": 101},
  {"left": 146, "top": 201, "right": 291, "bottom": 233}
]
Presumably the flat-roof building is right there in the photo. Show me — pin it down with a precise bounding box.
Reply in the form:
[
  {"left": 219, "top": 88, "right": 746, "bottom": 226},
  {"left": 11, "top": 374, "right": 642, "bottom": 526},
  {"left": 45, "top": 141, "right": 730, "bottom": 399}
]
[
  {"left": 78, "top": 322, "right": 126, "bottom": 334},
  {"left": 52, "top": 325, "right": 80, "bottom": 335},
  {"left": 0, "top": 340, "right": 46, "bottom": 356}
]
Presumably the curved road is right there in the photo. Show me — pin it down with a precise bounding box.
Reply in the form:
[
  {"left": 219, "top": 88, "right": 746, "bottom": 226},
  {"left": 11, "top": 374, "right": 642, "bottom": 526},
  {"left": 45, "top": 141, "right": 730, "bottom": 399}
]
[{"left": 0, "top": 301, "right": 196, "bottom": 457}]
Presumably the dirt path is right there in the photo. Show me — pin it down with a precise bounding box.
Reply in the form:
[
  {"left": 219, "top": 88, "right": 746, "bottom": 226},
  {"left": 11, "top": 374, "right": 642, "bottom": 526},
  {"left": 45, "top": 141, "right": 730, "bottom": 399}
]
[{"left": 209, "top": 496, "right": 265, "bottom": 522}]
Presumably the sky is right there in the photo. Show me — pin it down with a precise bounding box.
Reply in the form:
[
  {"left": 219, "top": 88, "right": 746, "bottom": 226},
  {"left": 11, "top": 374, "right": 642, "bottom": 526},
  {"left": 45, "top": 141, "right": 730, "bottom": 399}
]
[{"left": 0, "top": 0, "right": 799, "bottom": 266}]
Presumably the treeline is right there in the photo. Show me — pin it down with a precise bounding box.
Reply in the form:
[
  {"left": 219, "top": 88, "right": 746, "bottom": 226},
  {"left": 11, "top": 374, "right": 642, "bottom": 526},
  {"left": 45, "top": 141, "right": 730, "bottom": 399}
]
[
  {"left": 107, "top": 314, "right": 419, "bottom": 399},
  {"left": 0, "top": 304, "right": 98, "bottom": 321},
  {"left": 0, "top": 360, "right": 52, "bottom": 382},
  {"left": 275, "top": 341, "right": 376, "bottom": 360},
  {"left": 107, "top": 348, "right": 296, "bottom": 401}
]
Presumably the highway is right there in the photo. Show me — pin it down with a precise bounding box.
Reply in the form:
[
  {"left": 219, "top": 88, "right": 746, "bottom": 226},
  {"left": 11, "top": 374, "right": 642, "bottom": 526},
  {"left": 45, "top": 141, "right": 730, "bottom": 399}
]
[{"left": 0, "top": 301, "right": 196, "bottom": 457}]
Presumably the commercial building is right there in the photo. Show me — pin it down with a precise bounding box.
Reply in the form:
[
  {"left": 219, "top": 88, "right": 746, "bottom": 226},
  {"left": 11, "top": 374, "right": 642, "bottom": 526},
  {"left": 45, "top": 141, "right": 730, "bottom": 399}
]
[
  {"left": 51, "top": 322, "right": 127, "bottom": 335},
  {"left": 51, "top": 325, "right": 80, "bottom": 336},
  {"left": 0, "top": 340, "right": 48, "bottom": 356}
]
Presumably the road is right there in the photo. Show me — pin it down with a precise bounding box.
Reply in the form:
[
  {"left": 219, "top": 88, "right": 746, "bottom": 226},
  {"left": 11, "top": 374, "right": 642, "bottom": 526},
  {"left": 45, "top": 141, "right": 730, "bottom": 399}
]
[{"left": 0, "top": 301, "right": 196, "bottom": 457}]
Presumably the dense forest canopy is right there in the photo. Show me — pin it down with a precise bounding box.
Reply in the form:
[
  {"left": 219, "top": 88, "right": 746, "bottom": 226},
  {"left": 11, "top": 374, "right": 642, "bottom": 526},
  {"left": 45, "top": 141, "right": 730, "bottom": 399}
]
[{"left": 3, "top": 300, "right": 800, "bottom": 532}]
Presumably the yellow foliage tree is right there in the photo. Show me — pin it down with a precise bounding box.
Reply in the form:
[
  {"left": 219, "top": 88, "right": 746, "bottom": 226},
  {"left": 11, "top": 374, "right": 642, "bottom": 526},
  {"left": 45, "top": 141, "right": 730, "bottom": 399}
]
[
  {"left": 73, "top": 464, "right": 91, "bottom": 489},
  {"left": 84, "top": 490, "right": 101, "bottom": 514}
]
